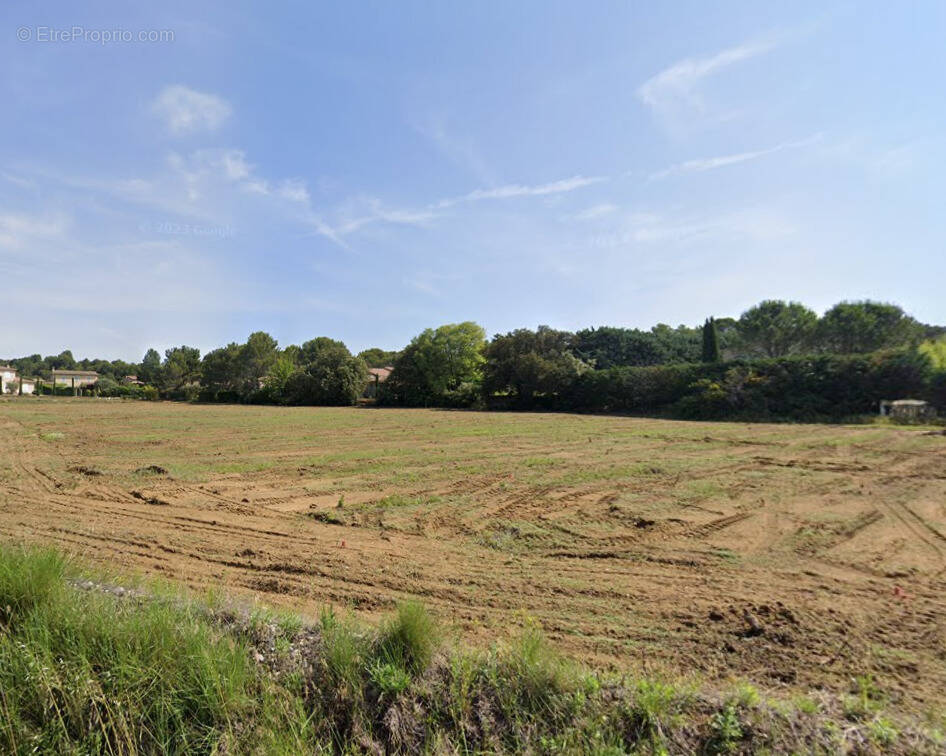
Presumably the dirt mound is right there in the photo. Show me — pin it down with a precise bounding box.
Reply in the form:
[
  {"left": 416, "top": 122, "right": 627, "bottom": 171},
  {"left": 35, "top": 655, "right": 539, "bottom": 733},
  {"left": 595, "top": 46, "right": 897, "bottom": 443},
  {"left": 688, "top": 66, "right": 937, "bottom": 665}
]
[
  {"left": 135, "top": 464, "right": 169, "bottom": 475},
  {"left": 69, "top": 465, "right": 102, "bottom": 476},
  {"left": 130, "top": 490, "right": 170, "bottom": 506}
]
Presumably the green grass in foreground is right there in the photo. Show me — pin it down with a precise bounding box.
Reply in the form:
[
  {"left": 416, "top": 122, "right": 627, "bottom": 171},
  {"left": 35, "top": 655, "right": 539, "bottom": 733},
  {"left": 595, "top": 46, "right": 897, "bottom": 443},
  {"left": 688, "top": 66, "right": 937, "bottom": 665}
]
[{"left": 0, "top": 545, "right": 941, "bottom": 755}]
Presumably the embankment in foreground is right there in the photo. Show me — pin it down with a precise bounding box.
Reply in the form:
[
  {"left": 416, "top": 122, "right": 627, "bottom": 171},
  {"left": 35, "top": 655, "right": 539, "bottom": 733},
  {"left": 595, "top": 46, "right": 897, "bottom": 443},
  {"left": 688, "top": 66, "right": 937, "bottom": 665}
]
[{"left": 0, "top": 545, "right": 942, "bottom": 754}]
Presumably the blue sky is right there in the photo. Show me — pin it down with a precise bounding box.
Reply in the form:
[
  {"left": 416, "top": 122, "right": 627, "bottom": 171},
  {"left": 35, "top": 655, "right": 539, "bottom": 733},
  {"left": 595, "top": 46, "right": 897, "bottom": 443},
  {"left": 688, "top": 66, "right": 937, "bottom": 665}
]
[{"left": 1, "top": 1, "right": 943, "bottom": 360}]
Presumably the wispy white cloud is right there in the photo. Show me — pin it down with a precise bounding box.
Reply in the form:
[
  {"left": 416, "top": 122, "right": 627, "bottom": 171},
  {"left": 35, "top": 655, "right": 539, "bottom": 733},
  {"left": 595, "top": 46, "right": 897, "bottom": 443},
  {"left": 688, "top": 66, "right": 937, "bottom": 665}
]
[
  {"left": 31, "top": 147, "right": 341, "bottom": 248},
  {"left": 307, "top": 173, "right": 605, "bottom": 243},
  {"left": 591, "top": 207, "right": 795, "bottom": 248},
  {"left": 651, "top": 134, "right": 822, "bottom": 179},
  {"left": 821, "top": 134, "right": 930, "bottom": 179},
  {"left": 436, "top": 175, "right": 605, "bottom": 208},
  {"left": 16, "top": 138, "right": 604, "bottom": 254},
  {"left": 567, "top": 203, "right": 618, "bottom": 222},
  {"left": 1, "top": 172, "right": 38, "bottom": 190},
  {"left": 637, "top": 40, "right": 775, "bottom": 128},
  {"left": 151, "top": 85, "right": 232, "bottom": 135},
  {"left": 219, "top": 150, "right": 251, "bottom": 180},
  {"left": 0, "top": 212, "right": 68, "bottom": 250},
  {"left": 331, "top": 199, "right": 438, "bottom": 236},
  {"left": 277, "top": 179, "right": 310, "bottom": 204}
]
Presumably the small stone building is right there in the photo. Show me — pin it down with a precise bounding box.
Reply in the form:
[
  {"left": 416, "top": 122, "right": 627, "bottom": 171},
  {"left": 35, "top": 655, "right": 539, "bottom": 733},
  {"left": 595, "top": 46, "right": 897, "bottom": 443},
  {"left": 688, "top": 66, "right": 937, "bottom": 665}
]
[
  {"left": 0, "top": 366, "right": 18, "bottom": 394},
  {"left": 879, "top": 399, "right": 936, "bottom": 420}
]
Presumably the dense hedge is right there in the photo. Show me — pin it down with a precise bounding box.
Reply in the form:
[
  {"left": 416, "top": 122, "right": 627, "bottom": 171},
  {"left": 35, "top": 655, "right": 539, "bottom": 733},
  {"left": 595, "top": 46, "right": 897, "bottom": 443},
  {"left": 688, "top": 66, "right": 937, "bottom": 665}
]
[{"left": 561, "top": 349, "right": 934, "bottom": 420}]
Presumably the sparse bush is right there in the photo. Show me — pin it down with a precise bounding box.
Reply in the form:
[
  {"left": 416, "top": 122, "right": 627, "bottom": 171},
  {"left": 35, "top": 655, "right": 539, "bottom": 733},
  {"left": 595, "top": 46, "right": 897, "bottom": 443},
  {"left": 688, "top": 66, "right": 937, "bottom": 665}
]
[
  {"left": 870, "top": 716, "right": 900, "bottom": 746},
  {"left": 140, "top": 385, "right": 160, "bottom": 401},
  {"left": 496, "top": 621, "right": 574, "bottom": 711},
  {"left": 376, "top": 600, "right": 440, "bottom": 675},
  {"left": 318, "top": 606, "right": 365, "bottom": 694},
  {"left": 709, "top": 703, "right": 744, "bottom": 753},
  {"left": 0, "top": 546, "right": 65, "bottom": 623},
  {"left": 368, "top": 659, "right": 411, "bottom": 697},
  {"left": 624, "top": 679, "right": 682, "bottom": 746}
]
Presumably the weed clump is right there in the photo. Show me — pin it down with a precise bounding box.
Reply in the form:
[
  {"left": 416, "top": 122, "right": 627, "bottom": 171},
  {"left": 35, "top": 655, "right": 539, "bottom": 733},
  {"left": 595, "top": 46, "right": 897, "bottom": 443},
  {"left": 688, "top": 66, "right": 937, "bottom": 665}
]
[
  {"left": 0, "top": 545, "right": 311, "bottom": 753},
  {"left": 377, "top": 600, "right": 440, "bottom": 674}
]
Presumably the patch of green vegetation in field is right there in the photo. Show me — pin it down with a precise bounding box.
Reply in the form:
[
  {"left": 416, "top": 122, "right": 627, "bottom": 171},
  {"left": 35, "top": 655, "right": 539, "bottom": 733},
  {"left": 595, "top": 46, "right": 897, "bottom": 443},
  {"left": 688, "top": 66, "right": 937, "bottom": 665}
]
[
  {"left": 210, "top": 459, "right": 279, "bottom": 474},
  {"left": 710, "top": 547, "right": 742, "bottom": 564},
  {"left": 374, "top": 493, "right": 441, "bottom": 509},
  {"left": 680, "top": 479, "right": 727, "bottom": 501}
]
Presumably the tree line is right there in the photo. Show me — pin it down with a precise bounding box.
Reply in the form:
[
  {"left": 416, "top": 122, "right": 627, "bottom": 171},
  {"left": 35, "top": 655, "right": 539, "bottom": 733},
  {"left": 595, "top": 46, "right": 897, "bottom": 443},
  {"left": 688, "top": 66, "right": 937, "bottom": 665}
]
[{"left": 4, "top": 299, "right": 945, "bottom": 418}]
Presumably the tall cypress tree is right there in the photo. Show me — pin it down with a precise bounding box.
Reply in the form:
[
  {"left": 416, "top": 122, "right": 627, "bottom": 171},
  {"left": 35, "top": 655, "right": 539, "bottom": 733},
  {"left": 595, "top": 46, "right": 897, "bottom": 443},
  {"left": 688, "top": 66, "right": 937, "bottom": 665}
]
[{"left": 702, "top": 318, "right": 721, "bottom": 363}]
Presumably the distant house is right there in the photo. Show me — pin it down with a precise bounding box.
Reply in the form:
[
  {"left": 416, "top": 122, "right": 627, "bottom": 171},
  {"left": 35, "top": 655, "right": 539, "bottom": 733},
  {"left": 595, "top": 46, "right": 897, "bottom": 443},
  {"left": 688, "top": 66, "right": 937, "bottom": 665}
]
[
  {"left": 879, "top": 399, "right": 936, "bottom": 420},
  {"left": 0, "top": 367, "right": 36, "bottom": 395},
  {"left": 122, "top": 375, "right": 144, "bottom": 386},
  {"left": 363, "top": 366, "right": 392, "bottom": 398},
  {"left": 51, "top": 369, "right": 99, "bottom": 394},
  {"left": 0, "top": 366, "right": 18, "bottom": 394}
]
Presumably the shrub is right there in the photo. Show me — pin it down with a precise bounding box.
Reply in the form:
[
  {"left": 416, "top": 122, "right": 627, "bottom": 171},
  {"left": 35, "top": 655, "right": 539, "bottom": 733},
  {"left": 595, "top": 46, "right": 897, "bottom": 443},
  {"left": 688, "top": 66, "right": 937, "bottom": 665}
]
[
  {"left": 0, "top": 545, "right": 309, "bottom": 753},
  {"left": 709, "top": 703, "right": 744, "bottom": 753},
  {"left": 140, "top": 385, "right": 160, "bottom": 401},
  {"left": 0, "top": 546, "right": 65, "bottom": 624},
  {"left": 376, "top": 601, "right": 440, "bottom": 675}
]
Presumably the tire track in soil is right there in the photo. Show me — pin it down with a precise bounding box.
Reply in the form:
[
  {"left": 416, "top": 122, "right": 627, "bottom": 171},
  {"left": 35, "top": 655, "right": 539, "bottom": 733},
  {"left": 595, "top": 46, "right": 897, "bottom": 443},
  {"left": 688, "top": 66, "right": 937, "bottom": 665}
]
[{"left": 4, "top": 404, "right": 946, "bottom": 712}]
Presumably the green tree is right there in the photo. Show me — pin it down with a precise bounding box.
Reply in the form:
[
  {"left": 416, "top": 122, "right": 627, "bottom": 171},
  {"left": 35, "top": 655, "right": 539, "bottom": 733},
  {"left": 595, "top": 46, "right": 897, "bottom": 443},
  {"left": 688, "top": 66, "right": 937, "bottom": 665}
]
[
  {"left": 200, "top": 343, "right": 242, "bottom": 395},
  {"left": 483, "top": 326, "right": 589, "bottom": 407},
  {"left": 237, "top": 331, "right": 278, "bottom": 395},
  {"left": 108, "top": 360, "right": 136, "bottom": 382},
  {"left": 261, "top": 354, "right": 301, "bottom": 402},
  {"left": 10, "top": 354, "right": 42, "bottom": 379},
  {"left": 384, "top": 322, "right": 486, "bottom": 405},
  {"left": 919, "top": 336, "right": 946, "bottom": 371},
  {"left": 650, "top": 324, "right": 702, "bottom": 363},
  {"left": 817, "top": 301, "right": 923, "bottom": 353},
  {"left": 281, "top": 344, "right": 302, "bottom": 366},
  {"left": 139, "top": 349, "right": 162, "bottom": 384},
  {"left": 701, "top": 318, "right": 721, "bottom": 363},
  {"left": 299, "top": 337, "right": 348, "bottom": 365},
  {"left": 572, "top": 327, "right": 669, "bottom": 368},
  {"left": 161, "top": 346, "right": 201, "bottom": 393},
  {"left": 357, "top": 347, "right": 398, "bottom": 368},
  {"left": 737, "top": 300, "right": 818, "bottom": 357},
  {"left": 49, "top": 350, "right": 76, "bottom": 370},
  {"left": 285, "top": 342, "right": 367, "bottom": 405}
]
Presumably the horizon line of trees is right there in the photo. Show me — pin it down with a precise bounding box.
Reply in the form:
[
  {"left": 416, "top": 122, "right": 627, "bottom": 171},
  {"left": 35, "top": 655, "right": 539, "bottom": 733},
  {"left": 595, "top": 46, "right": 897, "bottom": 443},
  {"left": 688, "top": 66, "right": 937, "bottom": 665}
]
[{"left": 4, "top": 299, "right": 946, "bottom": 417}]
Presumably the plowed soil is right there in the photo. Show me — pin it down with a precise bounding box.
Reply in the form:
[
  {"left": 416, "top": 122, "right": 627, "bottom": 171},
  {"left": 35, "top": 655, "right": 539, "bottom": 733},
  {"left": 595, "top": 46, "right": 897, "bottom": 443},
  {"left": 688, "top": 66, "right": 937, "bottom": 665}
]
[{"left": 2, "top": 399, "right": 945, "bottom": 715}]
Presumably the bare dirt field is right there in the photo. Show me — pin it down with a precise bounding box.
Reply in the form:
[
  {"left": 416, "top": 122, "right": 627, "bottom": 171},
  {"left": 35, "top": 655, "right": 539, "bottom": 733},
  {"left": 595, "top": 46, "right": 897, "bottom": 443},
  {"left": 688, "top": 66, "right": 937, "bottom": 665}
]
[{"left": 1, "top": 399, "right": 945, "bottom": 716}]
